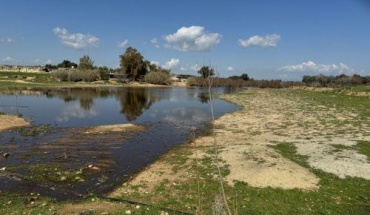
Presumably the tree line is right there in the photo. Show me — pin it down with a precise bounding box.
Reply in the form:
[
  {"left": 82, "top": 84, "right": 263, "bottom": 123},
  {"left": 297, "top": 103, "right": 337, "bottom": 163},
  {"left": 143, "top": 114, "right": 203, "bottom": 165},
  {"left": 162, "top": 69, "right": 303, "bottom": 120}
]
[
  {"left": 42, "top": 46, "right": 370, "bottom": 88},
  {"left": 302, "top": 74, "right": 370, "bottom": 87}
]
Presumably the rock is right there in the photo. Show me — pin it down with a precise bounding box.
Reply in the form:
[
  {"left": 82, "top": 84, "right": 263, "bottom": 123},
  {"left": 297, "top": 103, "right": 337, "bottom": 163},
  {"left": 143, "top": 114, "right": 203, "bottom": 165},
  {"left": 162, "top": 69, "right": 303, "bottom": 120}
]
[
  {"left": 3, "top": 153, "right": 10, "bottom": 158},
  {"left": 87, "top": 164, "right": 100, "bottom": 171},
  {"left": 0, "top": 167, "right": 6, "bottom": 171}
]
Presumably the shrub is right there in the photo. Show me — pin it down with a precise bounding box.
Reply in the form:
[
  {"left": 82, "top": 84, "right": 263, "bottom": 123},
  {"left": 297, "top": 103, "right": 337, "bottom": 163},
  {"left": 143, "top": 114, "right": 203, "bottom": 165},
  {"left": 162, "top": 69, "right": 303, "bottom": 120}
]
[
  {"left": 144, "top": 71, "right": 172, "bottom": 85},
  {"left": 99, "top": 69, "right": 110, "bottom": 81},
  {"left": 52, "top": 69, "right": 100, "bottom": 82},
  {"left": 52, "top": 70, "right": 69, "bottom": 81}
]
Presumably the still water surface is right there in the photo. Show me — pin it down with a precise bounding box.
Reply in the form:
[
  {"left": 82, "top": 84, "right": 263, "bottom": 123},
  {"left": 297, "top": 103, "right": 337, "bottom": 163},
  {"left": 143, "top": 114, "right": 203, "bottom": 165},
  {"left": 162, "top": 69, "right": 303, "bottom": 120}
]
[{"left": 0, "top": 87, "right": 239, "bottom": 200}]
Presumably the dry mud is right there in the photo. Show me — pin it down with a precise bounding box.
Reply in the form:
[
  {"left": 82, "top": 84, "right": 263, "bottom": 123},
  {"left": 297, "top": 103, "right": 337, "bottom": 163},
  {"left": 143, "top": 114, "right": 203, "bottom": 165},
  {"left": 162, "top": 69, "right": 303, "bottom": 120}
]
[{"left": 0, "top": 114, "right": 30, "bottom": 132}]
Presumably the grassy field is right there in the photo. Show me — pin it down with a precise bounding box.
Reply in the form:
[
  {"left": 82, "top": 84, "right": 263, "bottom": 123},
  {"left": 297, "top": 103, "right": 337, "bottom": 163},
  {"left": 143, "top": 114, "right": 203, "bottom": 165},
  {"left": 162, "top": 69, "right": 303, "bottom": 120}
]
[{"left": 1, "top": 87, "right": 370, "bottom": 214}]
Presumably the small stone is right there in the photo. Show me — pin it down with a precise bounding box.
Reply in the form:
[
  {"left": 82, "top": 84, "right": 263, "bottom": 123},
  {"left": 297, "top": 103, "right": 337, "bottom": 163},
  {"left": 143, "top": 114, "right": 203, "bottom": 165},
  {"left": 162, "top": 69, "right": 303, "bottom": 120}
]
[
  {"left": 0, "top": 167, "right": 6, "bottom": 171},
  {"left": 88, "top": 164, "right": 100, "bottom": 171},
  {"left": 3, "top": 153, "right": 10, "bottom": 158}
]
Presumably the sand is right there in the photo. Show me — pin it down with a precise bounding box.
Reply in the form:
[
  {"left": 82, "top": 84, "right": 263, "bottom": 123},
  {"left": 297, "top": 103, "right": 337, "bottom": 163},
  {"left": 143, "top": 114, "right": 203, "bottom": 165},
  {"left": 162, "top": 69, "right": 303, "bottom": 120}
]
[{"left": 0, "top": 114, "right": 30, "bottom": 132}]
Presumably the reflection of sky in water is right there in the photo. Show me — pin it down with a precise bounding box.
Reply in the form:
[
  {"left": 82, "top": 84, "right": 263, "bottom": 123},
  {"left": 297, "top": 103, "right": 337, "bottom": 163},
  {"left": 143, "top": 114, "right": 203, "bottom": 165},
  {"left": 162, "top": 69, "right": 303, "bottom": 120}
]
[
  {"left": 163, "top": 107, "right": 209, "bottom": 123},
  {"left": 56, "top": 101, "right": 99, "bottom": 122},
  {"left": 0, "top": 88, "right": 239, "bottom": 128}
]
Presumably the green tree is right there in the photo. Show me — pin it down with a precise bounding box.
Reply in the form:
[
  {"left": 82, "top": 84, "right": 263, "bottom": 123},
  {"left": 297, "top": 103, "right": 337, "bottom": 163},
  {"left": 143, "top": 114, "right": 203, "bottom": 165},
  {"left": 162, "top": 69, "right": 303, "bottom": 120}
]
[
  {"left": 57, "top": 60, "right": 77, "bottom": 69},
  {"left": 240, "top": 73, "right": 249, "bottom": 81},
  {"left": 198, "top": 66, "right": 215, "bottom": 78},
  {"left": 120, "top": 47, "right": 148, "bottom": 81},
  {"left": 79, "top": 55, "right": 94, "bottom": 70}
]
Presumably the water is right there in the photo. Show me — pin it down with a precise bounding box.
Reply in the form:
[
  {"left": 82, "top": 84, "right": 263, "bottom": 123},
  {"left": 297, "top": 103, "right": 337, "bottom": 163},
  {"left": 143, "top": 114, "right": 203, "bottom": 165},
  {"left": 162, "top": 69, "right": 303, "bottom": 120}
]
[{"left": 0, "top": 87, "right": 239, "bottom": 200}]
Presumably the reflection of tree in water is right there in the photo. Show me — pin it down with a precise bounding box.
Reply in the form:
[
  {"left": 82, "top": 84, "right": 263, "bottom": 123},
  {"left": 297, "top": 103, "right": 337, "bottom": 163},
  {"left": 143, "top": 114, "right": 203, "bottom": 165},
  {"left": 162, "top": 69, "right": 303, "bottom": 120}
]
[
  {"left": 120, "top": 88, "right": 153, "bottom": 121},
  {"left": 198, "top": 93, "right": 210, "bottom": 103},
  {"left": 79, "top": 97, "right": 94, "bottom": 110},
  {"left": 39, "top": 88, "right": 113, "bottom": 110},
  {"left": 1, "top": 87, "right": 164, "bottom": 122}
]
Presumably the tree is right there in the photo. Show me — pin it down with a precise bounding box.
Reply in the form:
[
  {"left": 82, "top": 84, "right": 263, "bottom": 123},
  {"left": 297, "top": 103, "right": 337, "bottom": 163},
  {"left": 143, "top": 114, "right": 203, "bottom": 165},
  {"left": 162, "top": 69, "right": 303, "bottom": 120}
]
[
  {"left": 120, "top": 47, "right": 148, "bottom": 81},
  {"left": 43, "top": 64, "right": 57, "bottom": 72},
  {"left": 57, "top": 60, "right": 77, "bottom": 69},
  {"left": 79, "top": 55, "right": 94, "bottom": 70},
  {"left": 240, "top": 73, "right": 249, "bottom": 81},
  {"left": 197, "top": 66, "right": 215, "bottom": 78}
]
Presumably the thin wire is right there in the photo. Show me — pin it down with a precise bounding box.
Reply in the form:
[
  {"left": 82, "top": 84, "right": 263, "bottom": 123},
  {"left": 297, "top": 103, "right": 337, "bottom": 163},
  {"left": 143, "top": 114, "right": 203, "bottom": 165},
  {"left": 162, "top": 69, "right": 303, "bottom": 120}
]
[{"left": 207, "top": 74, "right": 232, "bottom": 215}]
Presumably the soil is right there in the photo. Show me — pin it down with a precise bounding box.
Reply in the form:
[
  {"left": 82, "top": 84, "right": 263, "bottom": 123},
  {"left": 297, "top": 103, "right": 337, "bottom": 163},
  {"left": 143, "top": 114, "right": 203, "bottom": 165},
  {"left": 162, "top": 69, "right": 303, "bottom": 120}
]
[
  {"left": 0, "top": 114, "right": 30, "bottom": 132},
  {"left": 110, "top": 89, "right": 370, "bottom": 196}
]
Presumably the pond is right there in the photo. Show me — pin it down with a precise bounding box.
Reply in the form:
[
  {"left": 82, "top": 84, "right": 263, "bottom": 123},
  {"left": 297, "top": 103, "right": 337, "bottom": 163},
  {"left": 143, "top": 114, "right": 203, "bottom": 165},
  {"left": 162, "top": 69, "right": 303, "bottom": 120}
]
[{"left": 0, "top": 87, "right": 239, "bottom": 200}]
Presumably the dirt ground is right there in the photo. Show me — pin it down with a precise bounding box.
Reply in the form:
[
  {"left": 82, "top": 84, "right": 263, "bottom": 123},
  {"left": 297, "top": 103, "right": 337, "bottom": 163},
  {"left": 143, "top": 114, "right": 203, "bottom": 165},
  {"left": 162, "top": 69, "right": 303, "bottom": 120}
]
[
  {"left": 0, "top": 114, "right": 30, "bottom": 132},
  {"left": 110, "top": 89, "right": 370, "bottom": 197}
]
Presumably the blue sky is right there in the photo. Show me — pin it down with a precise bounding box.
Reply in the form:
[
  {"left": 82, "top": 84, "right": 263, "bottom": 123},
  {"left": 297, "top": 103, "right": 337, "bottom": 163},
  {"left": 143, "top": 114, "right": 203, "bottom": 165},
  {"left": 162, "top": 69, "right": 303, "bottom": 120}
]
[{"left": 1, "top": 0, "right": 370, "bottom": 80}]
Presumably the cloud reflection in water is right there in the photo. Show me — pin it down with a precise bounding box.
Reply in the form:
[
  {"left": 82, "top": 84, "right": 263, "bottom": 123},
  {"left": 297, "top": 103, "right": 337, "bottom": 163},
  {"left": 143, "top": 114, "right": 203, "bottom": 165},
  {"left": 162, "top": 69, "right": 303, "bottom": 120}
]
[{"left": 56, "top": 101, "right": 99, "bottom": 122}]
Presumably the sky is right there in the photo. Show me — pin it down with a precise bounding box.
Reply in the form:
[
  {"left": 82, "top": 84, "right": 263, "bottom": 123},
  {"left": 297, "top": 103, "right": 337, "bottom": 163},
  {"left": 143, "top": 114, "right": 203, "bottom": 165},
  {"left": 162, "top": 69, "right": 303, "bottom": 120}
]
[{"left": 1, "top": 0, "right": 370, "bottom": 80}]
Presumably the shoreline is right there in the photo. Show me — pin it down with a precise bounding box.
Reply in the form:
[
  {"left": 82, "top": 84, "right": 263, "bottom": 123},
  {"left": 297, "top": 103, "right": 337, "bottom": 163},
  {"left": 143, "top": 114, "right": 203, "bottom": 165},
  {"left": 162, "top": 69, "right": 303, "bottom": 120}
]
[{"left": 0, "top": 79, "right": 188, "bottom": 89}]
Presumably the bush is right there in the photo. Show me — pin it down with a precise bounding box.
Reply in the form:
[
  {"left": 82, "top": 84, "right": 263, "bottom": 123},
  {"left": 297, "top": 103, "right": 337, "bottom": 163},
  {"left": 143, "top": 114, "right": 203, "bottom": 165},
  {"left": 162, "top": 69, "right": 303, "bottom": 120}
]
[
  {"left": 144, "top": 71, "right": 172, "bottom": 85},
  {"left": 52, "top": 70, "right": 69, "bottom": 81},
  {"left": 52, "top": 69, "right": 100, "bottom": 82},
  {"left": 99, "top": 69, "right": 110, "bottom": 81}
]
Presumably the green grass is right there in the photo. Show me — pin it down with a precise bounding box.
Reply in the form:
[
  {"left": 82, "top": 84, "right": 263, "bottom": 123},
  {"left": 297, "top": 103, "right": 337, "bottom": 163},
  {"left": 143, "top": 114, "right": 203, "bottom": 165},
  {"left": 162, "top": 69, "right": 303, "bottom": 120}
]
[
  {"left": 0, "top": 71, "right": 51, "bottom": 78},
  {"left": 0, "top": 191, "right": 57, "bottom": 214},
  {"left": 116, "top": 142, "right": 370, "bottom": 214},
  {"left": 297, "top": 90, "right": 370, "bottom": 118},
  {"left": 346, "top": 86, "right": 370, "bottom": 93},
  {"left": 356, "top": 141, "right": 370, "bottom": 161},
  {"left": 267, "top": 142, "right": 370, "bottom": 214}
]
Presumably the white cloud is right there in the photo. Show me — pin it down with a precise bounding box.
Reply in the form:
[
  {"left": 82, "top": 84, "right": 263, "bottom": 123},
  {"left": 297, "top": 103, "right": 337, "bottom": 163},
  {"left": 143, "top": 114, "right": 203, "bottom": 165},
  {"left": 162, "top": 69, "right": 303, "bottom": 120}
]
[
  {"left": 164, "top": 26, "right": 221, "bottom": 52},
  {"left": 0, "top": 37, "right": 15, "bottom": 43},
  {"left": 279, "top": 61, "right": 354, "bottom": 74},
  {"left": 150, "top": 61, "right": 160, "bottom": 66},
  {"left": 239, "top": 34, "right": 281, "bottom": 48},
  {"left": 190, "top": 64, "right": 201, "bottom": 72},
  {"left": 162, "top": 58, "right": 180, "bottom": 70},
  {"left": 117, "top": 39, "right": 128, "bottom": 48},
  {"left": 2, "top": 56, "right": 15, "bottom": 62},
  {"left": 53, "top": 27, "right": 99, "bottom": 49},
  {"left": 227, "top": 66, "right": 234, "bottom": 72},
  {"left": 150, "top": 38, "right": 160, "bottom": 48}
]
